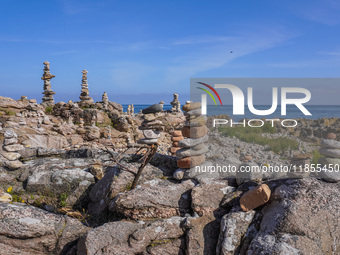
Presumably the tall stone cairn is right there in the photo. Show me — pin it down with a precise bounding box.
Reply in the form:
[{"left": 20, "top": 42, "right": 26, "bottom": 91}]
[
  {"left": 79, "top": 70, "right": 94, "bottom": 107},
  {"left": 2, "top": 130, "right": 24, "bottom": 171},
  {"left": 317, "top": 132, "right": 340, "bottom": 182},
  {"left": 41, "top": 61, "right": 56, "bottom": 105},
  {"left": 173, "top": 102, "right": 209, "bottom": 180},
  {"left": 170, "top": 93, "right": 181, "bottom": 113},
  {"left": 102, "top": 92, "right": 109, "bottom": 110},
  {"left": 137, "top": 104, "right": 164, "bottom": 145}
]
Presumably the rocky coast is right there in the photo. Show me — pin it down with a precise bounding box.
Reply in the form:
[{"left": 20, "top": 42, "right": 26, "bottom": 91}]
[{"left": 0, "top": 63, "right": 340, "bottom": 255}]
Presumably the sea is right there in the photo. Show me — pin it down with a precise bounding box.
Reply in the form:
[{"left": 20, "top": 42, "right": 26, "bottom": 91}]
[{"left": 123, "top": 105, "right": 340, "bottom": 120}]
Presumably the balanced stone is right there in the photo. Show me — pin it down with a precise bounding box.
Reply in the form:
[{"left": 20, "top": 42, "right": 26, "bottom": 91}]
[
  {"left": 240, "top": 184, "right": 271, "bottom": 212},
  {"left": 170, "top": 93, "right": 181, "bottom": 113},
  {"left": 185, "top": 116, "right": 207, "bottom": 126},
  {"left": 4, "top": 137, "right": 18, "bottom": 145},
  {"left": 171, "top": 136, "right": 184, "bottom": 142},
  {"left": 321, "top": 139, "right": 340, "bottom": 149},
  {"left": 143, "top": 130, "right": 160, "bottom": 139},
  {"left": 137, "top": 138, "right": 158, "bottom": 145},
  {"left": 326, "top": 133, "right": 337, "bottom": 140},
  {"left": 2, "top": 152, "right": 21, "bottom": 161},
  {"left": 4, "top": 130, "right": 17, "bottom": 139},
  {"left": 318, "top": 169, "right": 340, "bottom": 183},
  {"left": 182, "top": 125, "right": 208, "bottom": 138},
  {"left": 142, "top": 104, "right": 163, "bottom": 114},
  {"left": 182, "top": 102, "right": 201, "bottom": 112},
  {"left": 176, "top": 145, "right": 209, "bottom": 158},
  {"left": 41, "top": 61, "right": 56, "bottom": 105},
  {"left": 3, "top": 144, "right": 24, "bottom": 152},
  {"left": 142, "top": 120, "right": 163, "bottom": 126},
  {"left": 319, "top": 148, "right": 340, "bottom": 158},
  {"left": 177, "top": 155, "right": 206, "bottom": 169},
  {"left": 184, "top": 108, "right": 201, "bottom": 116},
  {"left": 4, "top": 160, "right": 23, "bottom": 170},
  {"left": 171, "top": 130, "right": 182, "bottom": 137},
  {"left": 178, "top": 135, "right": 209, "bottom": 148}
]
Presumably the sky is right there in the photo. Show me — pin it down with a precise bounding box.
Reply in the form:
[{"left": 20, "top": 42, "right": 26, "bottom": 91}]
[{"left": 0, "top": 0, "right": 339, "bottom": 104}]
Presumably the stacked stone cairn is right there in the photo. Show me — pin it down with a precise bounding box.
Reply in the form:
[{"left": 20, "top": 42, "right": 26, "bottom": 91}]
[
  {"left": 79, "top": 70, "right": 94, "bottom": 107},
  {"left": 170, "top": 93, "right": 181, "bottom": 113},
  {"left": 173, "top": 102, "right": 209, "bottom": 179},
  {"left": 170, "top": 130, "right": 183, "bottom": 156},
  {"left": 102, "top": 92, "right": 109, "bottom": 110},
  {"left": 137, "top": 104, "right": 164, "bottom": 145},
  {"left": 318, "top": 132, "right": 340, "bottom": 182},
  {"left": 2, "top": 130, "right": 24, "bottom": 170},
  {"left": 41, "top": 61, "right": 56, "bottom": 106}
]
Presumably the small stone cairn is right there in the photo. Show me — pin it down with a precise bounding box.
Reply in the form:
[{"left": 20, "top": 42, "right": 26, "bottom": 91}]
[
  {"left": 2, "top": 130, "right": 24, "bottom": 170},
  {"left": 79, "top": 70, "right": 94, "bottom": 107},
  {"left": 102, "top": 92, "right": 109, "bottom": 110},
  {"left": 41, "top": 61, "right": 56, "bottom": 106},
  {"left": 173, "top": 102, "right": 209, "bottom": 179},
  {"left": 170, "top": 93, "right": 181, "bottom": 113},
  {"left": 137, "top": 104, "right": 164, "bottom": 145},
  {"left": 317, "top": 132, "right": 340, "bottom": 182},
  {"left": 170, "top": 130, "right": 183, "bottom": 156}
]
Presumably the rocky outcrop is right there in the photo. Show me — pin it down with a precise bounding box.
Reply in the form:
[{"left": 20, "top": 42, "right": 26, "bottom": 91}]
[
  {"left": 110, "top": 179, "right": 195, "bottom": 220},
  {"left": 0, "top": 203, "right": 89, "bottom": 254},
  {"left": 77, "top": 217, "right": 185, "bottom": 255}
]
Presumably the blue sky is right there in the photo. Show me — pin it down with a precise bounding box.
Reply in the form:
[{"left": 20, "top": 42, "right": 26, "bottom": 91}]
[{"left": 0, "top": 0, "right": 339, "bottom": 104}]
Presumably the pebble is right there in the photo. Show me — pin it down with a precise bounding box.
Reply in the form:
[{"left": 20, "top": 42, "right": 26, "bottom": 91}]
[
  {"left": 326, "top": 133, "right": 337, "bottom": 140},
  {"left": 171, "top": 130, "right": 182, "bottom": 137},
  {"left": 171, "top": 136, "right": 184, "bottom": 142},
  {"left": 173, "top": 169, "right": 186, "bottom": 180},
  {"left": 240, "top": 184, "right": 271, "bottom": 212},
  {"left": 184, "top": 108, "right": 201, "bottom": 116},
  {"left": 318, "top": 169, "right": 340, "bottom": 183}
]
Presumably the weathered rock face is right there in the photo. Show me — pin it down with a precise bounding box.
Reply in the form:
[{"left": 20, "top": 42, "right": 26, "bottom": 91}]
[
  {"left": 110, "top": 179, "right": 195, "bottom": 220},
  {"left": 191, "top": 179, "right": 229, "bottom": 216},
  {"left": 77, "top": 217, "right": 186, "bottom": 255},
  {"left": 0, "top": 203, "right": 89, "bottom": 254},
  {"left": 244, "top": 178, "right": 340, "bottom": 254}
]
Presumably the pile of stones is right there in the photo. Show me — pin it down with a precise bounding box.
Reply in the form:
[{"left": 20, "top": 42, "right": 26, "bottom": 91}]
[
  {"left": 170, "top": 130, "right": 183, "bottom": 156},
  {"left": 170, "top": 93, "right": 181, "bottom": 113},
  {"left": 41, "top": 61, "right": 56, "bottom": 106},
  {"left": 288, "top": 153, "right": 313, "bottom": 179},
  {"left": 137, "top": 104, "right": 164, "bottom": 145},
  {"left": 79, "top": 70, "right": 94, "bottom": 107},
  {"left": 174, "top": 102, "right": 209, "bottom": 178},
  {"left": 318, "top": 132, "right": 340, "bottom": 182},
  {"left": 2, "top": 130, "right": 24, "bottom": 170}
]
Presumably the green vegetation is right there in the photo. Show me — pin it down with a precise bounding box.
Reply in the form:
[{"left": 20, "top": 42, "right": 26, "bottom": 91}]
[
  {"left": 311, "top": 149, "right": 321, "bottom": 165},
  {"left": 218, "top": 122, "right": 299, "bottom": 153},
  {"left": 45, "top": 106, "right": 53, "bottom": 113},
  {"left": 5, "top": 109, "right": 16, "bottom": 115},
  {"left": 59, "top": 193, "right": 68, "bottom": 208}
]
